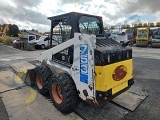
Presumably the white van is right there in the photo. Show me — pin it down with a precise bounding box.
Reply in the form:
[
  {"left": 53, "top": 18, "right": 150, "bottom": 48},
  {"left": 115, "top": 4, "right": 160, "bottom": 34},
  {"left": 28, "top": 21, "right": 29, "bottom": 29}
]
[
  {"left": 19, "top": 35, "right": 38, "bottom": 43},
  {"left": 35, "top": 36, "right": 58, "bottom": 49}
]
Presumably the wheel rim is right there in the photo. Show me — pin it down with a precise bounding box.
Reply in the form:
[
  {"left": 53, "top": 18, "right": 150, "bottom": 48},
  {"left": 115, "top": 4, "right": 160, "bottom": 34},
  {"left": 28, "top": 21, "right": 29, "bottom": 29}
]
[
  {"left": 36, "top": 74, "right": 43, "bottom": 89},
  {"left": 52, "top": 83, "right": 63, "bottom": 104}
]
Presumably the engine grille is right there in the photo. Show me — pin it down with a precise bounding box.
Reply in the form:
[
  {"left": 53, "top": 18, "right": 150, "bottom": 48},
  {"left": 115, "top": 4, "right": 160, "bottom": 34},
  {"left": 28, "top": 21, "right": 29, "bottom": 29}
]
[{"left": 95, "top": 38, "right": 132, "bottom": 66}]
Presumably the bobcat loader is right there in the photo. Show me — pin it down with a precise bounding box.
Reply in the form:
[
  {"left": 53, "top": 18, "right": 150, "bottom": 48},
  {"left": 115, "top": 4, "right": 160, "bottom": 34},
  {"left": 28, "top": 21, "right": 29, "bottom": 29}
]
[{"left": 31, "top": 12, "right": 134, "bottom": 113}]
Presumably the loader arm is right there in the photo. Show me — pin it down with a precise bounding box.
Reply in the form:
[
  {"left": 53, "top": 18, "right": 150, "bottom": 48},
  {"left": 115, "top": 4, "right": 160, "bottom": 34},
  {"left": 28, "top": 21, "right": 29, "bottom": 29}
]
[{"left": 37, "top": 33, "right": 80, "bottom": 62}]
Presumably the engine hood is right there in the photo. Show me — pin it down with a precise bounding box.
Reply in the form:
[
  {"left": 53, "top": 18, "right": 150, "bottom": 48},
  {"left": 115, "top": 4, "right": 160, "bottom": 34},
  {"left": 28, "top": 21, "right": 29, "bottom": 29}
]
[{"left": 95, "top": 38, "right": 132, "bottom": 66}]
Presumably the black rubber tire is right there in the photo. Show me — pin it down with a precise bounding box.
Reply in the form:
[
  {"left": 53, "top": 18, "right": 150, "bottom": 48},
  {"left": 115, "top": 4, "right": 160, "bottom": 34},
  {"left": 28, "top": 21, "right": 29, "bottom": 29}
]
[
  {"left": 49, "top": 73, "right": 78, "bottom": 113},
  {"left": 35, "top": 66, "right": 52, "bottom": 95}
]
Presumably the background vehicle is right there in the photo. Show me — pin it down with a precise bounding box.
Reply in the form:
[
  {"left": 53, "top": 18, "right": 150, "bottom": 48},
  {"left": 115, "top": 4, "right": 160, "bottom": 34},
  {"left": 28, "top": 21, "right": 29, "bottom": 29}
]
[
  {"left": 110, "top": 32, "right": 128, "bottom": 44},
  {"left": 29, "top": 12, "right": 134, "bottom": 113},
  {"left": 19, "top": 34, "right": 38, "bottom": 43},
  {"left": 13, "top": 34, "right": 38, "bottom": 50},
  {"left": 0, "top": 24, "right": 9, "bottom": 37},
  {"left": 150, "top": 28, "right": 160, "bottom": 47},
  {"left": 35, "top": 36, "right": 59, "bottom": 49},
  {"left": 136, "top": 29, "right": 149, "bottom": 47}
]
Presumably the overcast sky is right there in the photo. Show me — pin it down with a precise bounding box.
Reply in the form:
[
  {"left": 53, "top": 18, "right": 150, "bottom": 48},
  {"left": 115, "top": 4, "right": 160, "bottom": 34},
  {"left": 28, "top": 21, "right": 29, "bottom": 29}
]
[{"left": 0, "top": 0, "right": 159, "bottom": 32}]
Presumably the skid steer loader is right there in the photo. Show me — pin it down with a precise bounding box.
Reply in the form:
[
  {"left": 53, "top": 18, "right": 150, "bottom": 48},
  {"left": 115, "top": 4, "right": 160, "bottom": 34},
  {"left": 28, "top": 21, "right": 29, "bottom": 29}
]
[{"left": 31, "top": 12, "right": 134, "bottom": 113}]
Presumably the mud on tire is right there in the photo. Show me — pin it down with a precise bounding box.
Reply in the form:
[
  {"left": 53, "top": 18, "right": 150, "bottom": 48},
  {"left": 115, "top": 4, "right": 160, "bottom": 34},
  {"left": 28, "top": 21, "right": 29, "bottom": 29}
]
[
  {"left": 35, "top": 65, "right": 52, "bottom": 95},
  {"left": 49, "top": 73, "right": 78, "bottom": 113}
]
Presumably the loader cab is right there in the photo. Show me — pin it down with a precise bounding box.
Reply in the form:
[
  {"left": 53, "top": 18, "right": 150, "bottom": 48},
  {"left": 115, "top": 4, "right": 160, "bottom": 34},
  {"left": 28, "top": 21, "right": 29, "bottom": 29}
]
[
  {"left": 48, "top": 12, "right": 104, "bottom": 65},
  {"left": 48, "top": 12, "right": 103, "bottom": 42},
  {"left": 78, "top": 16, "right": 102, "bottom": 35}
]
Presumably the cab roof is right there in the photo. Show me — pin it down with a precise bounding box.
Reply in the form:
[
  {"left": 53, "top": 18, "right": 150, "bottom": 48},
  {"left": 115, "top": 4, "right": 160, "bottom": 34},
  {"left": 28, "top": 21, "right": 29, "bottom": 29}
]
[{"left": 48, "top": 12, "right": 102, "bottom": 21}]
